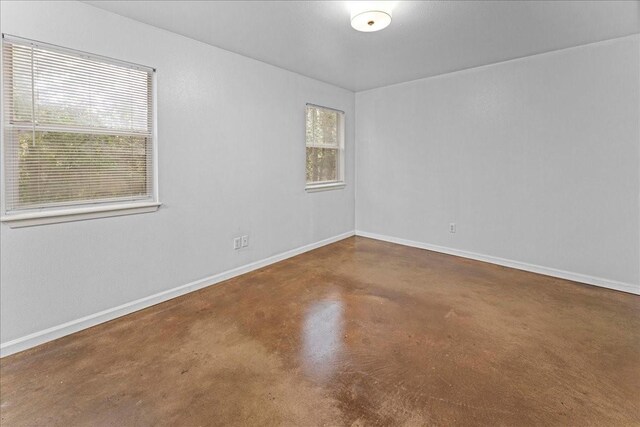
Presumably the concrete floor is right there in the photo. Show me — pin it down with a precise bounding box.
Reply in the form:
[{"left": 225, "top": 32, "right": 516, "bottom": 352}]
[{"left": 1, "top": 236, "right": 639, "bottom": 426}]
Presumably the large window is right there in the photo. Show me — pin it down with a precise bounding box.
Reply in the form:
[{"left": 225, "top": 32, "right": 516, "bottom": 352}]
[
  {"left": 1, "top": 35, "right": 158, "bottom": 227},
  {"left": 305, "top": 103, "right": 345, "bottom": 191}
]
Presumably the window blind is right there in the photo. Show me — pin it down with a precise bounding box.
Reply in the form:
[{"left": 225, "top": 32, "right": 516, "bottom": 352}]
[{"left": 2, "top": 35, "right": 155, "bottom": 214}]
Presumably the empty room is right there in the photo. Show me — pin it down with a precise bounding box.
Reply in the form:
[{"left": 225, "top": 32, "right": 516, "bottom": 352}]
[{"left": 0, "top": 0, "right": 638, "bottom": 425}]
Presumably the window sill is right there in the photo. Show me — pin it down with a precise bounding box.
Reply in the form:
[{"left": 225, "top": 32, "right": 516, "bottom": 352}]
[
  {"left": 305, "top": 182, "right": 346, "bottom": 193},
  {"left": 1, "top": 201, "right": 161, "bottom": 228}
]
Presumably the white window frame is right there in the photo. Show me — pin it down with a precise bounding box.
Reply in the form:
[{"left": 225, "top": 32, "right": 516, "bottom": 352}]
[
  {"left": 0, "top": 34, "right": 160, "bottom": 228},
  {"left": 305, "top": 103, "right": 346, "bottom": 192}
]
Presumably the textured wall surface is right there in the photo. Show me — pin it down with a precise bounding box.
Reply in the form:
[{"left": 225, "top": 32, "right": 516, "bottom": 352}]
[{"left": 356, "top": 35, "right": 639, "bottom": 290}]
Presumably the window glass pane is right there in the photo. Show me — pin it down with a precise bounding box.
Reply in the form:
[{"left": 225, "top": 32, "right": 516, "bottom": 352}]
[
  {"left": 306, "top": 147, "right": 338, "bottom": 183},
  {"left": 33, "top": 49, "right": 151, "bottom": 132},
  {"left": 306, "top": 106, "right": 338, "bottom": 148},
  {"left": 9, "top": 130, "right": 150, "bottom": 210}
]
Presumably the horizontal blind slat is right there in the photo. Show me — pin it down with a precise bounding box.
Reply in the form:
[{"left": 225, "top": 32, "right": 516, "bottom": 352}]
[{"left": 3, "top": 37, "right": 155, "bottom": 213}]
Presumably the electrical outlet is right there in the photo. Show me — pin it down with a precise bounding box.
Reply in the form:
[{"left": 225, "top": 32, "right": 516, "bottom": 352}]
[
  {"left": 241, "top": 235, "right": 249, "bottom": 247},
  {"left": 233, "top": 237, "right": 242, "bottom": 250},
  {"left": 449, "top": 223, "right": 456, "bottom": 233}
]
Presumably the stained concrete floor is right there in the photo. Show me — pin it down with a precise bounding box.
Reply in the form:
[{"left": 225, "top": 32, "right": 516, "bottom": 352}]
[{"left": 1, "top": 237, "right": 639, "bottom": 426}]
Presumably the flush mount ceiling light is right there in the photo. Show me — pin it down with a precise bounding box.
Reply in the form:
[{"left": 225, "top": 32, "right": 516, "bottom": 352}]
[
  {"left": 349, "top": 2, "right": 394, "bottom": 32},
  {"left": 351, "top": 9, "right": 392, "bottom": 32}
]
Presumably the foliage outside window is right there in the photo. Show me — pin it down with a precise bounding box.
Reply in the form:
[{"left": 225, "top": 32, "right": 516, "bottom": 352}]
[
  {"left": 305, "top": 104, "right": 344, "bottom": 189},
  {"left": 2, "top": 35, "right": 156, "bottom": 219}
]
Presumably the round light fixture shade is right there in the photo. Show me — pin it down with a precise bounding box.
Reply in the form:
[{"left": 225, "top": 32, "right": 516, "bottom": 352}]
[{"left": 351, "top": 10, "right": 392, "bottom": 32}]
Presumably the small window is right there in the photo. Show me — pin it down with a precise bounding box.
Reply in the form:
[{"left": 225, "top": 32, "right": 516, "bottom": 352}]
[
  {"left": 305, "top": 104, "right": 345, "bottom": 191},
  {"left": 1, "top": 35, "right": 158, "bottom": 226}
]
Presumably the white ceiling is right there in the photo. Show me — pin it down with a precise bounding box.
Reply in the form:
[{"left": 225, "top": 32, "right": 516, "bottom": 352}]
[{"left": 85, "top": 1, "right": 640, "bottom": 92}]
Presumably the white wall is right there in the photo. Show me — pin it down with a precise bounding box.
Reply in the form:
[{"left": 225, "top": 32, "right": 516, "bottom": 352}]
[
  {"left": 0, "top": 1, "right": 355, "bottom": 348},
  {"left": 356, "top": 35, "right": 640, "bottom": 293}
]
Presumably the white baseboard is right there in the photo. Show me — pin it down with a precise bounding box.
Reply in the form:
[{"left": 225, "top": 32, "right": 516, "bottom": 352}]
[
  {"left": 0, "top": 231, "right": 355, "bottom": 358},
  {"left": 355, "top": 230, "right": 639, "bottom": 296}
]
